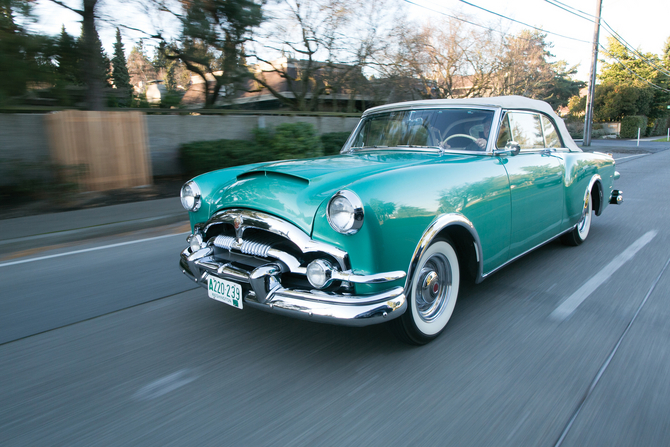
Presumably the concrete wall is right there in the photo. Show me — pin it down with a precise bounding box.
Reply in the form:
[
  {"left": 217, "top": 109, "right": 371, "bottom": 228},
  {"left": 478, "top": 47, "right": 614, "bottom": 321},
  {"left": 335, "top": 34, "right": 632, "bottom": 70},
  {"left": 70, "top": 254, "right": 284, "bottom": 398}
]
[
  {"left": 0, "top": 113, "right": 361, "bottom": 183},
  {"left": 0, "top": 114, "right": 54, "bottom": 185},
  {"left": 146, "top": 114, "right": 360, "bottom": 176}
]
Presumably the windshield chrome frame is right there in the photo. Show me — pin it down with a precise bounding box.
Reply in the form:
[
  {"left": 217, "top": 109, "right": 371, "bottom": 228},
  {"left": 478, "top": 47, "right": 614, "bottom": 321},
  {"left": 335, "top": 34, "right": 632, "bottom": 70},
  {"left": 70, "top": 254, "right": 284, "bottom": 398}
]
[{"left": 341, "top": 105, "right": 503, "bottom": 156}]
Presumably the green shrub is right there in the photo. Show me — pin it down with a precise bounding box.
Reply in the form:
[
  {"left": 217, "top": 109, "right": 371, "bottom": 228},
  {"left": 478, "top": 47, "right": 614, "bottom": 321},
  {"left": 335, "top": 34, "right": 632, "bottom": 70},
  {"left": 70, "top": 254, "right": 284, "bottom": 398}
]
[
  {"left": 321, "top": 132, "right": 351, "bottom": 155},
  {"left": 272, "top": 122, "right": 324, "bottom": 159},
  {"left": 565, "top": 121, "right": 583, "bottom": 139},
  {"left": 646, "top": 115, "right": 669, "bottom": 137},
  {"left": 180, "top": 139, "right": 268, "bottom": 177},
  {"left": 180, "top": 122, "right": 327, "bottom": 177},
  {"left": 620, "top": 116, "right": 648, "bottom": 139}
]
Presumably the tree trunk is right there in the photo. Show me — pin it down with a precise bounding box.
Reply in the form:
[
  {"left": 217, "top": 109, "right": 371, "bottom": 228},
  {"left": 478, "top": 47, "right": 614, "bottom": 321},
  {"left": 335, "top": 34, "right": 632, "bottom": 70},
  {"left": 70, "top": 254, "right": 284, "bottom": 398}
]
[{"left": 82, "top": 0, "right": 104, "bottom": 111}]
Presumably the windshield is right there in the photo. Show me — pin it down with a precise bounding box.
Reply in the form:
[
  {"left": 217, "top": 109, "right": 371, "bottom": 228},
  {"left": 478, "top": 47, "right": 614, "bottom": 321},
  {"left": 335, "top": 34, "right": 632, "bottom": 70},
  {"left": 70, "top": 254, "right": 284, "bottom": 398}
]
[{"left": 348, "top": 108, "right": 495, "bottom": 152}]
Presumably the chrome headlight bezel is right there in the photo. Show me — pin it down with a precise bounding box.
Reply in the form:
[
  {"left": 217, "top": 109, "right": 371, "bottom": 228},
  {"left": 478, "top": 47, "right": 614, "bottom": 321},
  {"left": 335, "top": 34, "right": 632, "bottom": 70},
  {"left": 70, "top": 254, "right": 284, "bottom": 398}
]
[
  {"left": 326, "top": 190, "right": 364, "bottom": 235},
  {"left": 180, "top": 180, "right": 202, "bottom": 212}
]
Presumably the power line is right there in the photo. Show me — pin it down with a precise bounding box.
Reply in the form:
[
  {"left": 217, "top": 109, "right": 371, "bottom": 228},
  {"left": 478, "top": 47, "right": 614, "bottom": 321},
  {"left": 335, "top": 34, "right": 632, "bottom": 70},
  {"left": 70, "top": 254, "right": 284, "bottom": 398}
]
[
  {"left": 402, "top": 0, "right": 508, "bottom": 36},
  {"left": 402, "top": 0, "right": 541, "bottom": 43},
  {"left": 406, "top": 0, "right": 670, "bottom": 85},
  {"left": 537, "top": 0, "right": 670, "bottom": 78},
  {"left": 545, "top": 0, "right": 595, "bottom": 20},
  {"left": 455, "top": 0, "right": 591, "bottom": 43},
  {"left": 542, "top": 0, "right": 594, "bottom": 22},
  {"left": 600, "top": 44, "right": 670, "bottom": 93},
  {"left": 600, "top": 19, "right": 670, "bottom": 78}
]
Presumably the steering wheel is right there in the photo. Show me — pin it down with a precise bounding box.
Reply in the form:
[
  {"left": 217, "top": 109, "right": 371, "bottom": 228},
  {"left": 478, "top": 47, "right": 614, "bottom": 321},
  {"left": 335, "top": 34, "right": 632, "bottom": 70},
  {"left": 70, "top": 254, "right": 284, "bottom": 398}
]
[{"left": 443, "top": 133, "right": 478, "bottom": 144}]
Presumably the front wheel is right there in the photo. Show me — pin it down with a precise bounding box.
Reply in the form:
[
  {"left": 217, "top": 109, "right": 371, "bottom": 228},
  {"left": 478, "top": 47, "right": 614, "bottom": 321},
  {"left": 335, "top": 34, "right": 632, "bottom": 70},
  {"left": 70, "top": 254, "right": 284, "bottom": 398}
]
[
  {"left": 392, "top": 239, "right": 460, "bottom": 345},
  {"left": 561, "top": 193, "right": 593, "bottom": 246}
]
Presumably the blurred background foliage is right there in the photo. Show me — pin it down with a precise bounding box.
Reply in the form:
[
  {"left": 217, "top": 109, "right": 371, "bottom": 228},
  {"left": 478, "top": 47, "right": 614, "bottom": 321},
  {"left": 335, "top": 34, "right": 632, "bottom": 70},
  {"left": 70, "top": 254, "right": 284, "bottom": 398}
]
[
  {"left": 180, "top": 122, "right": 349, "bottom": 177},
  {"left": 0, "top": 0, "right": 668, "bottom": 132}
]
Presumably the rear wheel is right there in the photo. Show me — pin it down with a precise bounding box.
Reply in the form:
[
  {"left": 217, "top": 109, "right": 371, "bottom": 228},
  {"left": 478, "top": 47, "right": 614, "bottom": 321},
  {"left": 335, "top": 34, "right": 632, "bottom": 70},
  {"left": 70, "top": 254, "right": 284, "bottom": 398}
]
[
  {"left": 392, "top": 239, "right": 460, "bottom": 345},
  {"left": 561, "top": 193, "right": 593, "bottom": 246}
]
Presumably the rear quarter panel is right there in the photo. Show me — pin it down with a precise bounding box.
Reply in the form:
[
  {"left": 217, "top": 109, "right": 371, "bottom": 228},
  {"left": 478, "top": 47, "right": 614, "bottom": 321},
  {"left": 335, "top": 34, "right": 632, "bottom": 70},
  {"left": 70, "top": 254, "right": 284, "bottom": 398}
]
[{"left": 561, "top": 151, "right": 616, "bottom": 228}]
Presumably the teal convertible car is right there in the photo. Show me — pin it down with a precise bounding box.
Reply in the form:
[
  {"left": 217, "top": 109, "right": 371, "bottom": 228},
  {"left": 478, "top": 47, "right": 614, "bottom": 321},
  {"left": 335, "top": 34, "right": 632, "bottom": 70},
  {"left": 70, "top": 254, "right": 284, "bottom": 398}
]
[{"left": 179, "top": 96, "right": 622, "bottom": 344}]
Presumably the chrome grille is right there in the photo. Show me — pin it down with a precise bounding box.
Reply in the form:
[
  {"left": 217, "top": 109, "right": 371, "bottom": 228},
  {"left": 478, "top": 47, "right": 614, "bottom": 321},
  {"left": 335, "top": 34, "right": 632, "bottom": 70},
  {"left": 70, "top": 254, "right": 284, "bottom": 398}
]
[{"left": 212, "top": 234, "right": 272, "bottom": 258}]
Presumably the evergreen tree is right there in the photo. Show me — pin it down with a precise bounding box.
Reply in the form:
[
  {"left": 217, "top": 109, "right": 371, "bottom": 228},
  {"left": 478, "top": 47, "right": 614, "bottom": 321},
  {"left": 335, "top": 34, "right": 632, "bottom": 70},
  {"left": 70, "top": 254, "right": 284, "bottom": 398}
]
[
  {"left": 153, "top": 40, "right": 169, "bottom": 72},
  {"left": 165, "top": 60, "right": 177, "bottom": 92},
  {"left": 597, "top": 37, "right": 670, "bottom": 120},
  {"left": 56, "top": 26, "right": 81, "bottom": 85},
  {"left": 0, "top": 0, "right": 55, "bottom": 102},
  {"left": 78, "top": 25, "right": 110, "bottom": 87},
  {"left": 111, "top": 27, "right": 132, "bottom": 104}
]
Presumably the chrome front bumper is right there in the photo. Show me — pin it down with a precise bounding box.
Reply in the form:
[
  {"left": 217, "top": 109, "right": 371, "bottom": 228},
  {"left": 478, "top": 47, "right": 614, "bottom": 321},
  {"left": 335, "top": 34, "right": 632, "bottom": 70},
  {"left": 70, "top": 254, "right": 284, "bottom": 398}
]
[{"left": 180, "top": 247, "right": 407, "bottom": 327}]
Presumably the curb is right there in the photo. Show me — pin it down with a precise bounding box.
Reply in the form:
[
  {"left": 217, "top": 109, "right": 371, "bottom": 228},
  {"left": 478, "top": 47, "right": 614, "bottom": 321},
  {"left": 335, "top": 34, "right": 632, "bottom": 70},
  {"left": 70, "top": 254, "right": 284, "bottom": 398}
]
[{"left": 0, "top": 213, "right": 188, "bottom": 255}]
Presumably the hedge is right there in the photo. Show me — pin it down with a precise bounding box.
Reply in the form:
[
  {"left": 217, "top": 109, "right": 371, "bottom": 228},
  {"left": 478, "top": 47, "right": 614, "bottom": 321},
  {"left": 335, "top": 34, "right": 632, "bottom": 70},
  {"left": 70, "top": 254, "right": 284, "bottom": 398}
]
[
  {"left": 647, "top": 115, "right": 670, "bottom": 137},
  {"left": 620, "top": 116, "right": 648, "bottom": 139},
  {"left": 321, "top": 132, "right": 351, "bottom": 155},
  {"left": 180, "top": 122, "right": 351, "bottom": 177}
]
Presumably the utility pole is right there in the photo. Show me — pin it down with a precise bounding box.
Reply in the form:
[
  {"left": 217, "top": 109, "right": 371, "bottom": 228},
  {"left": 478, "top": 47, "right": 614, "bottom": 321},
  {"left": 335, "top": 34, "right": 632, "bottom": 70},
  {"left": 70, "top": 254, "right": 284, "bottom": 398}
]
[{"left": 583, "top": 0, "right": 603, "bottom": 146}]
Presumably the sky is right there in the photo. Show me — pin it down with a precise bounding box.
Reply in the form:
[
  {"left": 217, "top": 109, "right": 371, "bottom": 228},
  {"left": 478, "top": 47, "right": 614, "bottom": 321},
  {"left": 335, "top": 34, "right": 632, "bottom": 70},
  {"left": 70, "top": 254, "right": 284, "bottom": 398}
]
[{"left": 24, "top": 0, "right": 670, "bottom": 83}]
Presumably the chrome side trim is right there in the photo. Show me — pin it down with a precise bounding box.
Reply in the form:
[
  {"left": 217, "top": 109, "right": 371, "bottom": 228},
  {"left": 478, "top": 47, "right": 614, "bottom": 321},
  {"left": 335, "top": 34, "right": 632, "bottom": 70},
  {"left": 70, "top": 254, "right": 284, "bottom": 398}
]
[
  {"left": 479, "top": 226, "right": 574, "bottom": 281},
  {"left": 479, "top": 176, "right": 602, "bottom": 281},
  {"left": 403, "top": 213, "right": 484, "bottom": 293},
  {"left": 203, "top": 208, "right": 349, "bottom": 270}
]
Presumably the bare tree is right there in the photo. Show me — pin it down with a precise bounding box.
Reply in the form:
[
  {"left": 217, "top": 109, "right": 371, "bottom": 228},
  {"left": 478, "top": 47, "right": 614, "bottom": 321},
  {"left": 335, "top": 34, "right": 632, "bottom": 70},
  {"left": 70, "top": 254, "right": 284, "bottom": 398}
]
[
  {"left": 379, "top": 16, "right": 503, "bottom": 100},
  {"left": 247, "top": 0, "right": 399, "bottom": 111}
]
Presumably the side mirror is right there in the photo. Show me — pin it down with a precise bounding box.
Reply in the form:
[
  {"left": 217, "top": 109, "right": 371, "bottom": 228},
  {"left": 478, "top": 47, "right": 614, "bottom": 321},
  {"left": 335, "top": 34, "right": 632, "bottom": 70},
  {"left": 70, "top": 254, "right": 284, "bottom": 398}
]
[
  {"left": 505, "top": 141, "right": 521, "bottom": 155},
  {"left": 493, "top": 141, "right": 521, "bottom": 157}
]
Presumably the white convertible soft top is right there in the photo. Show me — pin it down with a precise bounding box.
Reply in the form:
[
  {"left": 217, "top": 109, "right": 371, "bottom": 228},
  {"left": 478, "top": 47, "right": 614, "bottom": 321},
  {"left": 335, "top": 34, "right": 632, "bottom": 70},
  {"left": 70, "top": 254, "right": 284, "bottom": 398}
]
[{"left": 363, "top": 96, "right": 581, "bottom": 152}]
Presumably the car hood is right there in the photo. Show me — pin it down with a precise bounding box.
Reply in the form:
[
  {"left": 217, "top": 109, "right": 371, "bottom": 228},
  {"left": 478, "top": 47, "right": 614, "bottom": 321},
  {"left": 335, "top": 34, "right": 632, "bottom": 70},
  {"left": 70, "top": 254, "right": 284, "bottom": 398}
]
[{"left": 210, "top": 152, "right": 439, "bottom": 234}]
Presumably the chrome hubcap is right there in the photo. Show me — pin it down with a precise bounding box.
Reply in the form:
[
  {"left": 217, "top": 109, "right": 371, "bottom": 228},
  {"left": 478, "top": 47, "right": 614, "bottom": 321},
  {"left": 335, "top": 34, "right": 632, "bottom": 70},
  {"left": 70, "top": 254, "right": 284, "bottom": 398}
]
[
  {"left": 415, "top": 253, "right": 452, "bottom": 322},
  {"left": 578, "top": 196, "right": 592, "bottom": 237}
]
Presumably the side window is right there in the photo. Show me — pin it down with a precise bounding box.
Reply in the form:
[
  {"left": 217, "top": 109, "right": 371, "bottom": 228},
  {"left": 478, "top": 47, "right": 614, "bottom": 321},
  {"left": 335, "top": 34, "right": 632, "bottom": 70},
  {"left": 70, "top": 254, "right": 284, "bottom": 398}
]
[
  {"left": 508, "top": 112, "right": 544, "bottom": 150},
  {"left": 496, "top": 114, "right": 511, "bottom": 148},
  {"left": 541, "top": 115, "right": 562, "bottom": 148}
]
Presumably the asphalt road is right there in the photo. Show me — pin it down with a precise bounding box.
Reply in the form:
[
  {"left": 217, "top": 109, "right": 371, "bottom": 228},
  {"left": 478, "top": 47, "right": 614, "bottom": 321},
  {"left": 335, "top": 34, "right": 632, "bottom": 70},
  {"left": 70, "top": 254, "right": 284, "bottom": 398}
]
[{"left": 1, "top": 146, "right": 669, "bottom": 446}]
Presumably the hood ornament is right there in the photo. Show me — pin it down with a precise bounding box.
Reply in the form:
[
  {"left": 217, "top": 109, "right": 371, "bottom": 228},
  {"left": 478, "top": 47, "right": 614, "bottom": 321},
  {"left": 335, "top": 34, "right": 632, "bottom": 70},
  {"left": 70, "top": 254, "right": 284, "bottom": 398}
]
[{"left": 233, "top": 215, "right": 244, "bottom": 241}]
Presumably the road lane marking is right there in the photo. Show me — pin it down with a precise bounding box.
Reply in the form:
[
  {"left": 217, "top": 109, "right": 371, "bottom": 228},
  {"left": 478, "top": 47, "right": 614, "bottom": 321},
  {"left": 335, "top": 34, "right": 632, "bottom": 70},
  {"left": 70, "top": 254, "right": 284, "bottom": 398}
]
[
  {"left": 132, "top": 369, "right": 200, "bottom": 401},
  {"left": 550, "top": 230, "right": 657, "bottom": 321},
  {"left": 0, "top": 232, "right": 189, "bottom": 268},
  {"left": 614, "top": 154, "right": 648, "bottom": 161},
  {"left": 554, "top": 253, "right": 670, "bottom": 447}
]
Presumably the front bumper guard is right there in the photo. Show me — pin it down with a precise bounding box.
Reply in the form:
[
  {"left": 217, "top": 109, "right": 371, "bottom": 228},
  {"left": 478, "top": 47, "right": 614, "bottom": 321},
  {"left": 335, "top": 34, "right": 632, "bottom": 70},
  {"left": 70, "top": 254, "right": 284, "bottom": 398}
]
[{"left": 180, "top": 247, "right": 407, "bottom": 327}]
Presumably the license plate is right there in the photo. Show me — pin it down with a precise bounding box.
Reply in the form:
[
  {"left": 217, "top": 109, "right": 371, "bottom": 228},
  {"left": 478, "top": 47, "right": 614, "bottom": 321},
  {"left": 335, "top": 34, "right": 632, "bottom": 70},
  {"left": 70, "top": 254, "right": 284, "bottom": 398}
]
[{"left": 208, "top": 276, "right": 243, "bottom": 309}]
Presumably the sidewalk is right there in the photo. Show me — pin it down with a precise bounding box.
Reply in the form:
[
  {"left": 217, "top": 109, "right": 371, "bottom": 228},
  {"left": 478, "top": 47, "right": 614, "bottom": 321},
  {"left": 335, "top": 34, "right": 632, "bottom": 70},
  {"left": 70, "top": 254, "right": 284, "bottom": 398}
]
[{"left": 0, "top": 197, "right": 188, "bottom": 254}]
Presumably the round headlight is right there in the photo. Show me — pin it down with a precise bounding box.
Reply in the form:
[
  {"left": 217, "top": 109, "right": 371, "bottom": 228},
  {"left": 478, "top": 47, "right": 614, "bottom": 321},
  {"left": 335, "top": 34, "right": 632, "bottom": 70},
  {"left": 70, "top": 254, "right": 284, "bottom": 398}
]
[
  {"left": 306, "top": 259, "right": 335, "bottom": 289},
  {"left": 180, "top": 181, "right": 201, "bottom": 212},
  {"left": 327, "top": 190, "right": 364, "bottom": 234}
]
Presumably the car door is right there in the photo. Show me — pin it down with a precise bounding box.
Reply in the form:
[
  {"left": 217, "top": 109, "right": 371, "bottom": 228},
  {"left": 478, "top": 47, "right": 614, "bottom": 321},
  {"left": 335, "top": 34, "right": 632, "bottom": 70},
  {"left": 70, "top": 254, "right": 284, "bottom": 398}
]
[{"left": 496, "top": 111, "right": 565, "bottom": 259}]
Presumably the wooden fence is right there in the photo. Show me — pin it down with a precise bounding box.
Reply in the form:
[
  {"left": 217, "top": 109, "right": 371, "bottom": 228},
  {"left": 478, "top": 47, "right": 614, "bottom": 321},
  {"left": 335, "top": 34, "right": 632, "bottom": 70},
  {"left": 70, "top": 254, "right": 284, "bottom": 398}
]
[{"left": 45, "top": 111, "right": 152, "bottom": 191}]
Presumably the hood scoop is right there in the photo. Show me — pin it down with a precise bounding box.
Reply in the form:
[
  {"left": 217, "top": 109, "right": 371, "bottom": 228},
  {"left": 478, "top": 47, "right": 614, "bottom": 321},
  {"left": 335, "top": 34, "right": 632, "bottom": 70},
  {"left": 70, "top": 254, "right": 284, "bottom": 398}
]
[{"left": 236, "top": 170, "right": 310, "bottom": 185}]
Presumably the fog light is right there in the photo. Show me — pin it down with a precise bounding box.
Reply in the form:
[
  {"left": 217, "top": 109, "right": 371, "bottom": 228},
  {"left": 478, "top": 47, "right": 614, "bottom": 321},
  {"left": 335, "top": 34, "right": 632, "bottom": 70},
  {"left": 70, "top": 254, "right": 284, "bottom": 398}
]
[
  {"left": 188, "top": 233, "right": 204, "bottom": 252},
  {"left": 306, "top": 259, "right": 335, "bottom": 289}
]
